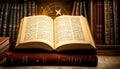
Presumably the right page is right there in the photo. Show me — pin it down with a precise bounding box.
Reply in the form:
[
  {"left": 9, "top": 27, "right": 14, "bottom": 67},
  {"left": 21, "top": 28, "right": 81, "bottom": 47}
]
[{"left": 54, "top": 15, "right": 96, "bottom": 51}]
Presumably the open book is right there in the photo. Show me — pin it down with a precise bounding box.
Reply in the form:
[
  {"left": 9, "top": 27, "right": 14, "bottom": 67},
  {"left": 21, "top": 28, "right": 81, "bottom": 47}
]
[{"left": 15, "top": 15, "right": 96, "bottom": 52}]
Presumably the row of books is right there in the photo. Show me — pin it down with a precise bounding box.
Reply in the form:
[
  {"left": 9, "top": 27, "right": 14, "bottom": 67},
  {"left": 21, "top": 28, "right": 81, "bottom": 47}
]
[
  {"left": 73, "top": 0, "right": 120, "bottom": 45},
  {"left": 72, "top": 0, "right": 89, "bottom": 21},
  {"left": 89, "top": 0, "right": 120, "bottom": 45},
  {"left": 0, "top": 0, "right": 37, "bottom": 41}
]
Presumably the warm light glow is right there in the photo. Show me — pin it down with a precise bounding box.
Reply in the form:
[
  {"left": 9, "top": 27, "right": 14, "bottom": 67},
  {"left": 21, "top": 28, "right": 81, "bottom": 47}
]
[{"left": 55, "top": 9, "right": 62, "bottom": 16}]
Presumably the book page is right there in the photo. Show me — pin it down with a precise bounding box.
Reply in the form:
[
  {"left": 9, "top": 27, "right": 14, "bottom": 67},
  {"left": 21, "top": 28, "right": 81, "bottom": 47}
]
[
  {"left": 54, "top": 16, "right": 91, "bottom": 49},
  {"left": 19, "top": 16, "right": 54, "bottom": 48}
]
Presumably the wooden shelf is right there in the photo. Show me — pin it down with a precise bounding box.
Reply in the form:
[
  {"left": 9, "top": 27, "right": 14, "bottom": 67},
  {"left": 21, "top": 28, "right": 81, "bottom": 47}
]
[
  {"left": 96, "top": 45, "right": 120, "bottom": 55},
  {"left": 96, "top": 45, "right": 120, "bottom": 50}
]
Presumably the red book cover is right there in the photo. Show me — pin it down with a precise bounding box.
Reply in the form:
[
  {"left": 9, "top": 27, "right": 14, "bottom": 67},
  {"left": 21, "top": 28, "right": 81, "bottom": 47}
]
[
  {"left": 96, "top": 0, "right": 103, "bottom": 44},
  {"left": 6, "top": 51, "right": 98, "bottom": 66},
  {"left": 0, "top": 37, "right": 9, "bottom": 54},
  {"left": 0, "top": 50, "right": 8, "bottom": 61}
]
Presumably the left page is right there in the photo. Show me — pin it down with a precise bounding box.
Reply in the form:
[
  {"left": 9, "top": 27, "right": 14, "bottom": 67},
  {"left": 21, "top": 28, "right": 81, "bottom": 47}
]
[{"left": 15, "top": 16, "right": 54, "bottom": 51}]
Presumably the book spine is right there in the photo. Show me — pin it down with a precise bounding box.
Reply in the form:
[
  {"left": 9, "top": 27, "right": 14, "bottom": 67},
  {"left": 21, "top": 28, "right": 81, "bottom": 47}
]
[
  {"left": 6, "top": 52, "right": 97, "bottom": 66},
  {"left": 96, "top": 0, "right": 100, "bottom": 44},
  {"left": 20, "top": 1, "right": 24, "bottom": 19},
  {"left": 117, "top": 0, "right": 120, "bottom": 44},
  {"left": 35, "top": 0, "right": 38, "bottom": 15},
  {"left": 0, "top": 0, "right": 5, "bottom": 36},
  {"left": 96, "top": 0, "right": 103, "bottom": 44},
  {"left": 0, "top": 45, "right": 9, "bottom": 54},
  {"left": 113, "top": 0, "right": 118, "bottom": 44},
  {"left": 23, "top": 0, "right": 28, "bottom": 16},
  {"left": 0, "top": 37, "right": 9, "bottom": 53},
  {"left": 83, "top": 1, "right": 88, "bottom": 19},
  {"left": 10, "top": 0, "right": 17, "bottom": 40},
  {"left": 93, "top": 0, "right": 97, "bottom": 43},
  {"left": 99, "top": 1, "right": 103, "bottom": 44},
  {"left": 109, "top": 0, "right": 115, "bottom": 44},
  {"left": 27, "top": 0, "right": 32, "bottom": 16},
  {"left": 75, "top": 0, "right": 80, "bottom": 15},
  {"left": 2, "top": 0, "right": 10, "bottom": 37},
  {"left": 117, "top": 0, "right": 120, "bottom": 45},
  {"left": 31, "top": 0, "right": 36, "bottom": 15},
  {"left": 80, "top": 0, "right": 82, "bottom": 15},
  {"left": 90, "top": 0, "right": 94, "bottom": 34},
  {"left": 8, "top": 1, "right": 14, "bottom": 40},
  {"left": 15, "top": 1, "right": 20, "bottom": 41},
  {"left": 104, "top": 0, "right": 110, "bottom": 44},
  {"left": 72, "top": 0, "right": 77, "bottom": 15}
]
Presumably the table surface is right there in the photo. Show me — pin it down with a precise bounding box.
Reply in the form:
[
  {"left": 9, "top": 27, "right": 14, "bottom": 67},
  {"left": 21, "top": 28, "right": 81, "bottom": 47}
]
[{"left": 0, "top": 55, "right": 120, "bottom": 69}]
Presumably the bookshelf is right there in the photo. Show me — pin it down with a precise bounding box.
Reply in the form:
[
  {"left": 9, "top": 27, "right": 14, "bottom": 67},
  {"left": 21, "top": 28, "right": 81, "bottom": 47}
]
[{"left": 0, "top": 0, "right": 120, "bottom": 55}]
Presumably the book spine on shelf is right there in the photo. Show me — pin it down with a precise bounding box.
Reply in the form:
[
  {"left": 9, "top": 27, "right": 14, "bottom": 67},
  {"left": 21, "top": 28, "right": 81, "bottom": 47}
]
[
  {"left": 2, "top": 0, "right": 10, "bottom": 37},
  {"left": 23, "top": 0, "right": 28, "bottom": 16},
  {"left": 12, "top": 0, "right": 17, "bottom": 40},
  {"left": 113, "top": 0, "right": 118, "bottom": 44},
  {"left": 104, "top": 0, "right": 110, "bottom": 44},
  {"left": 92, "top": 0, "right": 97, "bottom": 43},
  {"left": 96, "top": 0, "right": 103, "bottom": 44},
  {"left": 31, "top": 0, "right": 36, "bottom": 15},
  {"left": 83, "top": 1, "right": 88, "bottom": 19},
  {"left": 72, "top": 0, "right": 77, "bottom": 15},
  {"left": 27, "top": 0, "right": 32, "bottom": 16},
  {"left": 96, "top": 0, "right": 100, "bottom": 44},
  {"left": 117, "top": 0, "right": 120, "bottom": 44},
  {"left": 8, "top": 1, "right": 14, "bottom": 40},
  {"left": 89, "top": 0, "right": 94, "bottom": 33},
  {"left": 20, "top": 1, "right": 24, "bottom": 20},
  {"left": 75, "top": 0, "right": 80, "bottom": 15},
  {"left": 0, "top": 0, "right": 5, "bottom": 36},
  {"left": 109, "top": 0, "right": 115, "bottom": 44},
  {"left": 15, "top": 2, "right": 20, "bottom": 41},
  {"left": 6, "top": 52, "right": 97, "bottom": 66},
  {"left": 99, "top": 1, "right": 103, "bottom": 44}
]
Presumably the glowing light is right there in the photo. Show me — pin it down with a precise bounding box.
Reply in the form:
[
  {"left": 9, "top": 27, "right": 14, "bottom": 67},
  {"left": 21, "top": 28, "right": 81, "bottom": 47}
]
[{"left": 55, "top": 9, "right": 62, "bottom": 16}]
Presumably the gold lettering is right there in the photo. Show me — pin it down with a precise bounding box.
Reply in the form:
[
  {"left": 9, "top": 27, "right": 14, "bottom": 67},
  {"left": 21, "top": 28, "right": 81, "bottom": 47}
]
[
  {"left": 25, "top": 56, "right": 28, "bottom": 64},
  {"left": 57, "top": 56, "right": 60, "bottom": 63},
  {"left": 42, "top": 57, "right": 46, "bottom": 63},
  {"left": 61, "top": 58, "right": 66, "bottom": 62},
  {"left": 71, "top": 56, "right": 74, "bottom": 64},
  {"left": 36, "top": 60, "right": 39, "bottom": 63},
  {"left": 22, "top": 56, "right": 25, "bottom": 63},
  {"left": 74, "top": 58, "right": 77, "bottom": 63},
  {"left": 10, "top": 58, "right": 13, "bottom": 64},
  {"left": 79, "top": 58, "right": 82, "bottom": 64},
  {"left": 68, "top": 57, "right": 71, "bottom": 63}
]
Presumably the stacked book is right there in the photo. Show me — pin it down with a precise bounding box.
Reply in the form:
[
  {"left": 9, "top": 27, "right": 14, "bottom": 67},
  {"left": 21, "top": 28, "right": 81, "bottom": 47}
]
[
  {"left": 6, "top": 51, "right": 97, "bottom": 66},
  {"left": 5, "top": 15, "right": 98, "bottom": 66},
  {"left": 0, "top": 37, "right": 10, "bottom": 64}
]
